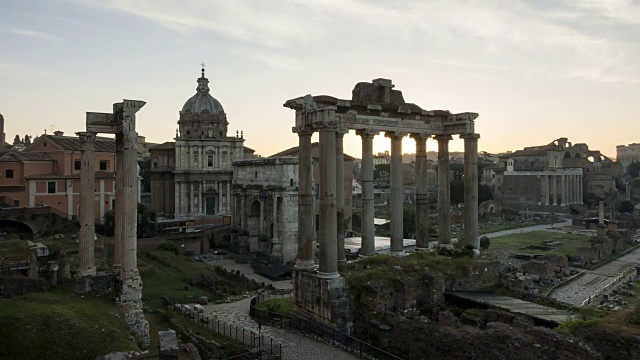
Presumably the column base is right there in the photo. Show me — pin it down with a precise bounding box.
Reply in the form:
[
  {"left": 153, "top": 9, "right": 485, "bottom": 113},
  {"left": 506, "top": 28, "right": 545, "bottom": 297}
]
[
  {"left": 293, "top": 269, "right": 352, "bottom": 335},
  {"left": 438, "top": 244, "right": 454, "bottom": 250},
  {"left": 118, "top": 274, "right": 143, "bottom": 303},
  {"left": 77, "top": 267, "right": 97, "bottom": 277},
  {"left": 338, "top": 258, "right": 347, "bottom": 263},
  {"left": 415, "top": 247, "right": 430, "bottom": 252},
  {"left": 317, "top": 271, "right": 340, "bottom": 279},
  {"left": 294, "top": 259, "right": 316, "bottom": 271},
  {"left": 390, "top": 250, "right": 406, "bottom": 257}
]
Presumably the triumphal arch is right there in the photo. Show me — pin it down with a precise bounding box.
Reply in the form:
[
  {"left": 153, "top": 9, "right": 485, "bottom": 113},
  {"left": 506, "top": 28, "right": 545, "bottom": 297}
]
[{"left": 284, "top": 78, "right": 480, "bottom": 333}]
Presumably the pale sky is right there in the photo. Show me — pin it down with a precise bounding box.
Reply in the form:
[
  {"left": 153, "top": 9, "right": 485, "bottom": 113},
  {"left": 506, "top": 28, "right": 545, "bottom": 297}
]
[{"left": 1, "top": 0, "right": 639, "bottom": 159}]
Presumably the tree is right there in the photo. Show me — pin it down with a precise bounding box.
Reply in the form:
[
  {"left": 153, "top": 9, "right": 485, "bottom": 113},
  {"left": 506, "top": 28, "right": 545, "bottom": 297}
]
[
  {"left": 478, "top": 184, "right": 493, "bottom": 204},
  {"left": 450, "top": 180, "right": 464, "bottom": 205},
  {"left": 628, "top": 161, "right": 640, "bottom": 178},
  {"left": 619, "top": 200, "right": 634, "bottom": 214},
  {"left": 403, "top": 206, "right": 416, "bottom": 238},
  {"left": 137, "top": 203, "right": 156, "bottom": 237}
]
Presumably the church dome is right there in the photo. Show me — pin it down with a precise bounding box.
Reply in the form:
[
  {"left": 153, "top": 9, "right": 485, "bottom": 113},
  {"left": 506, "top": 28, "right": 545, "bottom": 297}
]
[{"left": 180, "top": 68, "right": 224, "bottom": 115}]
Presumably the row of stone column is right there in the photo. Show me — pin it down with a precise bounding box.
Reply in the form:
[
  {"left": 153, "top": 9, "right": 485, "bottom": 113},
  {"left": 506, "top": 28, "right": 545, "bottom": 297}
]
[
  {"left": 174, "top": 180, "right": 231, "bottom": 215},
  {"left": 77, "top": 129, "right": 139, "bottom": 280},
  {"left": 294, "top": 126, "right": 481, "bottom": 279},
  {"left": 543, "top": 174, "right": 583, "bottom": 206}
]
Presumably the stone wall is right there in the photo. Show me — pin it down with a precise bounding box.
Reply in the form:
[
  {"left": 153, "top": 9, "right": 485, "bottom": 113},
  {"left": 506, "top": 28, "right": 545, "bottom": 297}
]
[
  {"left": 0, "top": 275, "right": 49, "bottom": 297},
  {"left": 121, "top": 302, "right": 150, "bottom": 350},
  {"left": 293, "top": 270, "right": 352, "bottom": 334}
]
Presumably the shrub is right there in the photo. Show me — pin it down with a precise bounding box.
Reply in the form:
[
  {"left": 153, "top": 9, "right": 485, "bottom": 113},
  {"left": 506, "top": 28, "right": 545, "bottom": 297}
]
[{"left": 158, "top": 242, "right": 180, "bottom": 255}]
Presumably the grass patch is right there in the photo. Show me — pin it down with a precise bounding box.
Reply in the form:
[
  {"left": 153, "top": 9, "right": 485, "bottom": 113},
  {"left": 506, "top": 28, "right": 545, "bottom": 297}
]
[
  {"left": 257, "top": 298, "right": 295, "bottom": 315},
  {"left": 0, "top": 283, "right": 137, "bottom": 360},
  {"left": 139, "top": 249, "right": 265, "bottom": 309},
  {"left": 0, "top": 238, "right": 31, "bottom": 258},
  {"left": 488, "top": 231, "right": 588, "bottom": 256}
]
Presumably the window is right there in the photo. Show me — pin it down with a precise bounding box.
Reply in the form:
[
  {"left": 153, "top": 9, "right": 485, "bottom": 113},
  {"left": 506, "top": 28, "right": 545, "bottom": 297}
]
[
  {"left": 74, "top": 160, "right": 81, "bottom": 170},
  {"left": 99, "top": 161, "right": 108, "bottom": 171},
  {"left": 255, "top": 171, "right": 258, "bottom": 179},
  {"left": 5, "top": 169, "right": 13, "bottom": 178},
  {"left": 47, "top": 181, "right": 56, "bottom": 194},
  {"left": 208, "top": 156, "right": 213, "bottom": 167}
]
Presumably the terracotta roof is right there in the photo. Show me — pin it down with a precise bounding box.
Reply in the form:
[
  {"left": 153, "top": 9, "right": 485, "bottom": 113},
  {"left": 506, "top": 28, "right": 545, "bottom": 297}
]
[
  {"left": 0, "top": 151, "right": 53, "bottom": 162},
  {"left": 269, "top": 142, "right": 355, "bottom": 160},
  {"left": 26, "top": 134, "right": 116, "bottom": 153},
  {"left": 149, "top": 141, "right": 176, "bottom": 150},
  {"left": 25, "top": 171, "right": 116, "bottom": 180}
]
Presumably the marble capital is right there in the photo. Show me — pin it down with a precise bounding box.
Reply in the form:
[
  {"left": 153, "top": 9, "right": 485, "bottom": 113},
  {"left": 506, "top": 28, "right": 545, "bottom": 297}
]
[
  {"left": 77, "top": 132, "right": 97, "bottom": 149},
  {"left": 434, "top": 134, "right": 453, "bottom": 142},
  {"left": 356, "top": 129, "right": 379, "bottom": 138},
  {"left": 293, "top": 127, "right": 314, "bottom": 136},
  {"left": 410, "top": 132, "right": 431, "bottom": 141},
  {"left": 460, "top": 133, "right": 481, "bottom": 141},
  {"left": 384, "top": 131, "right": 407, "bottom": 140}
]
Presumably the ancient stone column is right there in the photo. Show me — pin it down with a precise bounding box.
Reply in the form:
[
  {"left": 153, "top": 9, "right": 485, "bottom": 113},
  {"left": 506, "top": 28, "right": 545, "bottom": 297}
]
[
  {"left": 544, "top": 174, "right": 550, "bottom": 206},
  {"left": 462, "top": 133, "right": 480, "bottom": 249},
  {"left": 226, "top": 182, "right": 231, "bottom": 212},
  {"left": 77, "top": 132, "right": 97, "bottom": 276},
  {"left": 435, "top": 135, "right": 453, "bottom": 247},
  {"left": 271, "top": 194, "right": 281, "bottom": 258},
  {"left": 318, "top": 127, "right": 339, "bottom": 278},
  {"left": 259, "top": 198, "right": 265, "bottom": 235},
  {"left": 336, "top": 130, "right": 346, "bottom": 262},
  {"left": 240, "top": 192, "right": 246, "bottom": 230},
  {"left": 560, "top": 174, "right": 566, "bottom": 206},
  {"left": 120, "top": 123, "right": 139, "bottom": 280},
  {"left": 386, "top": 131, "right": 405, "bottom": 255},
  {"left": 357, "top": 130, "right": 377, "bottom": 257},
  {"left": 113, "top": 132, "right": 124, "bottom": 273},
  {"left": 411, "top": 133, "right": 429, "bottom": 251},
  {"left": 295, "top": 129, "right": 315, "bottom": 271},
  {"left": 552, "top": 175, "right": 558, "bottom": 206},
  {"left": 579, "top": 175, "right": 583, "bottom": 204}
]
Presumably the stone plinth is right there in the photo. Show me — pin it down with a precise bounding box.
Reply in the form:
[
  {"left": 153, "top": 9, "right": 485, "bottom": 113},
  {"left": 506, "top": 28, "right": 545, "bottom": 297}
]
[
  {"left": 293, "top": 269, "right": 352, "bottom": 334},
  {"left": 119, "top": 275, "right": 143, "bottom": 303},
  {"left": 74, "top": 271, "right": 118, "bottom": 294},
  {"left": 158, "top": 330, "right": 179, "bottom": 360}
]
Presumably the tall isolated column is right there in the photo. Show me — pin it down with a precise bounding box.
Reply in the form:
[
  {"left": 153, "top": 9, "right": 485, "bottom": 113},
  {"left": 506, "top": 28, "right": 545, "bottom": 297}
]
[
  {"left": 411, "top": 133, "right": 429, "bottom": 251},
  {"left": 120, "top": 123, "right": 140, "bottom": 279},
  {"left": 336, "top": 130, "right": 346, "bottom": 262},
  {"left": 78, "top": 132, "right": 97, "bottom": 276},
  {"left": 435, "top": 135, "right": 453, "bottom": 247},
  {"left": 113, "top": 132, "right": 124, "bottom": 273},
  {"left": 357, "top": 130, "right": 377, "bottom": 256},
  {"left": 318, "top": 126, "right": 339, "bottom": 278},
  {"left": 386, "top": 131, "right": 405, "bottom": 255},
  {"left": 295, "top": 129, "right": 315, "bottom": 270},
  {"left": 462, "top": 133, "right": 480, "bottom": 249}
]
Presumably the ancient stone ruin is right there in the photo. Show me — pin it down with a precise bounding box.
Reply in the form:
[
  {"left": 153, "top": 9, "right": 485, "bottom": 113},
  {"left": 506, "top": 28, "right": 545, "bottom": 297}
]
[{"left": 284, "top": 78, "right": 480, "bottom": 333}]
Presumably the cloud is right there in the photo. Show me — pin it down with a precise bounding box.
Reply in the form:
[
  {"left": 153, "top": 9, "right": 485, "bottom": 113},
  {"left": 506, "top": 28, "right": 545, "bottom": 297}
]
[
  {"left": 0, "top": 26, "right": 61, "bottom": 42},
  {"left": 69, "top": 0, "right": 639, "bottom": 83}
]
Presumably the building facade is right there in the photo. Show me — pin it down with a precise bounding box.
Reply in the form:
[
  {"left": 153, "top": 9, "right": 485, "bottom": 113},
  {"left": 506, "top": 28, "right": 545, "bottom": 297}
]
[
  {"left": 149, "top": 68, "right": 254, "bottom": 219},
  {"left": 494, "top": 138, "right": 622, "bottom": 210},
  {"left": 616, "top": 143, "right": 640, "bottom": 174},
  {"left": 0, "top": 132, "right": 118, "bottom": 223}
]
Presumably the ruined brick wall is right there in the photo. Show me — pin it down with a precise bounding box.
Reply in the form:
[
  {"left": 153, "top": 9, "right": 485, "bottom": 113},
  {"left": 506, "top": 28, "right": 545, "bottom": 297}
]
[{"left": 444, "top": 261, "right": 500, "bottom": 291}]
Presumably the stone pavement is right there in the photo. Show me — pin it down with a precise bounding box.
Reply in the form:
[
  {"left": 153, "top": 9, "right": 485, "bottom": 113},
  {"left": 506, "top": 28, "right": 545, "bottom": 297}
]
[
  {"left": 550, "top": 248, "right": 640, "bottom": 306},
  {"left": 203, "top": 301, "right": 356, "bottom": 360},
  {"left": 483, "top": 221, "right": 572, "bottom": 239},
  {"left": 200, "top": 258, "right": 355, "bottom": 359},
  {"left": 204, "top": 258, "right": 293, "bottom": 290}
]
